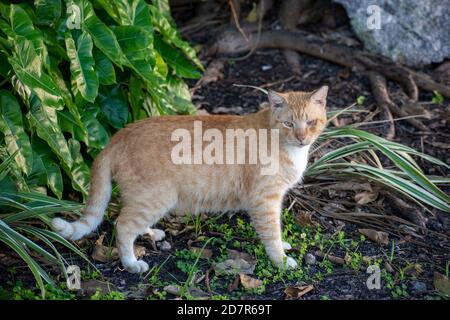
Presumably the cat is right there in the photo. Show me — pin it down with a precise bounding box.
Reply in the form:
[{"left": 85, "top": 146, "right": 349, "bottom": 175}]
[{"left": 52, "top": 86, "right": 329, "bottom": 273}]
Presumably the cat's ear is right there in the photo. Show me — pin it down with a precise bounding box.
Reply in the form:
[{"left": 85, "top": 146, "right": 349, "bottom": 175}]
[
  {"left": 310, "top": 85, "right": 329, "bottom": 108},
  {"left": 268, "top": 90, "right": 286, "bottom": 109}
]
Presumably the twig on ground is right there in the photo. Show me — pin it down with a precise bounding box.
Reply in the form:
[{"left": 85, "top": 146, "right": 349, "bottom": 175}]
[
  {"left": 228, "top": 0, "right": 248, "bottom": 41},
  {"left": 314, "top": 250, "right": 346, "bottom": 265},
  {"left": 367, "top": 71, "right": 396, "bottom": 140}
]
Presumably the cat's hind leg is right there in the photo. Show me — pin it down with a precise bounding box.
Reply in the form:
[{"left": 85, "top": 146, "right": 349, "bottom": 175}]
[{"left": 116, "top": 196, "right": 175, "bottom": 273}]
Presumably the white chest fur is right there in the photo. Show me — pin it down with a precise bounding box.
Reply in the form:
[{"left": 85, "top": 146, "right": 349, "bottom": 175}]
[{"left": 286, "top": 145, "right": 310, "bottom": 182}]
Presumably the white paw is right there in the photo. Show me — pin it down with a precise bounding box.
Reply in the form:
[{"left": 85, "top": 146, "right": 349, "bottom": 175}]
[
  {"left": 123, "top": 260, "right": 149, "bottom": 274},
  {"left": 282, "top": 241, "right": 292, "bottom": 250},
  {"left": 145, "top": 228, "right": 166, "bottom": 242},
  {"left": 285, "top": 256, "right": 298, "bottom": 269}
]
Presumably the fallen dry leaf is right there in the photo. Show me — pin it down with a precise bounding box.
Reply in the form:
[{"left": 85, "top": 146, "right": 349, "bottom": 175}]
[
  {"left": 190, "top": 247, "right": 213, "bottom": 259},
  {"left": 239, "top": 274, "right": 263, "bottom": 290},
  {"left": 163, "top": 284, "right": 181, "bottom": 296},
  {"left": 358, "top": 228, "right": 389, "bottom": 245},
  {"left": 197, "top": 60, "right": 224, "bottom": 86},
  {"left": 284, "top": 284, "right": 314, "bottom": 299},
  {"left": 295, "top": 211, "right": 317, "bottom": 227},
  {"left": 228, "top": 276, "right": 240, "bottom": 292},
  {"left": 227, "top": 249, "right": 255, "bottom": 263},
  {"left": 91, "top": 234, "right": 118, "bottom": 262},
  {"left": 245, "top": 3, "right": 258, "bottom": 23},
  {"left": 80, "top": 279, "right": 116, "bottom": 297},
  {"left": 355, "top": 191, "right": 379, "bottom": 205},
  {"left": 434, "top": 272, "right": 450, "bottom": 296},
  {"left": 163, "top": 285, "right": 209, "bottom": 299},
  {"left": 404, "top": 263, "right": 423, "bottom": 276},
  {"left": 134, "top": 245, "right": 147, "bottom": 258},
  {"left": 91, "top": 234, "right": 146, "bottom": 262}
]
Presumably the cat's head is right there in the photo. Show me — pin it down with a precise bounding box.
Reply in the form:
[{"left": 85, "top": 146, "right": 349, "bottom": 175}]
[{"left": 267, "top": 86, "right": 328, "bottom": 147}]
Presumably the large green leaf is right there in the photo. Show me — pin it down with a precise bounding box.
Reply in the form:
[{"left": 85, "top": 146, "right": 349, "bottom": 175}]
[
  {"left": 47, "top": 57, "right": 88, "bottom": 138},
  {"left": 98, "top": 85, "right": 129, "bottom": 129},
  {"left": 80, "top": 104, "right": 109, "bottom": 149},
  {"left": 32, "top": 138, "right": 63, "bottom": 199},
  {"left": 0, "top": 51, "right": 11, "bottom": 77},
  {"left": 9, "top": 4, "right": 48, "bottom": 67},
  {"left": 34, "top": 0, "right": 62, "bottom": 26},
  {"left": 149, "top": 4, "right": 202, "bottom": 70},
  {"left": 166, "top": 75, "right": 196, "bottom": 114},
  {"left": 128, "top": 75, "right": 146, "bottom": 120},
  {"left": 0, "top": 90, "right": 33, "bottom": 175},
  {"left": 93, "top": 47, "right": 116, "bottom": 85},
  {"left": 154, "top": 34, "right": 200, "bottom": 79},
  {"left": 28, "top": 104, "right": 73, "bottom": 169},
  {"left": 115, "top": 0, "right": 153, "bottom": 27},
  {"left": 8, "top": 37, "right": 64, "bottom": 110},
  {"left": 67, "top": 138, "right": 90, "bottom": 197},
  {"left": 65, "top": 31, "right": 99, "bottom": 103},
  {"left": 112, "top": 25, "right": 158, "bottom": 85},
  {"left": 75, "top": 0, "right": 127, "bottom": 68}
]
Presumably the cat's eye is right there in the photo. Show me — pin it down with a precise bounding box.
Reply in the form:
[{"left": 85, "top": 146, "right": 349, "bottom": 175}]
[
  {"left": 307, "top": 119, "right": 317, "bottom": 126},
  {"left": 283, "top": 121, "right": 294, "bottom": 128}
]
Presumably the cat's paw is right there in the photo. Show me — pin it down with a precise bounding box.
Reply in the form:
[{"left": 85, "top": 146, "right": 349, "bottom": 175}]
[
  {"left": 282, "top": 241, "right": 292, "bottom": 250},
  {"left": 123, "top": 260, "right": 149, "bottom": 274},
  {"left": 285, "top": 256, "right": 298, "bottom": 269},
  {"left": 144, "top": 228, "right": 166, "bottom": 242}
]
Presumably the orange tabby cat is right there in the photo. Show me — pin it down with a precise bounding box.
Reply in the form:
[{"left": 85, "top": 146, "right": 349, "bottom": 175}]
[{"left": 53, "top": 86, "right": 328, "bottom": 273}]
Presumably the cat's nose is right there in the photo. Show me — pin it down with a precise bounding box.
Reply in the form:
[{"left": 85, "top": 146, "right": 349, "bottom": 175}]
[{"left": 294, "top": 129, "right": 307, "bottom": 142}]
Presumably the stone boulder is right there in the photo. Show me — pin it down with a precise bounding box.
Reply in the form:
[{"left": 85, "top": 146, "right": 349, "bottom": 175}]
[{"left": 334, "top": 0, "right": 450, "bottom": 66}]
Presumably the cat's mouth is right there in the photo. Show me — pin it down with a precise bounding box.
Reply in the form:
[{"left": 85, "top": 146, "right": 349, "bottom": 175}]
[
  {"left": 289, "top": 141, "right": 310, "bottom": 148},
  {"left": 297, "top": 143, "right": 309, "bottom": 147}
]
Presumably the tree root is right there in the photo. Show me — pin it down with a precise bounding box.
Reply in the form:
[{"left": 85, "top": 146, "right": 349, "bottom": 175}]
[
  {"left": 367, "top": 71, "right": 396, "bottom": 140},
  {"left": 279, "top": 0, "right": 313, "bottom": 75},
  {"left": 207, "top": 29, "right": 450, "bottom": 99},
  {"left": 383, "top": 192, "right": 428, "bottom": 229},
  {"left": 207, "top": 29, "right": 449, "bottom": 133}
]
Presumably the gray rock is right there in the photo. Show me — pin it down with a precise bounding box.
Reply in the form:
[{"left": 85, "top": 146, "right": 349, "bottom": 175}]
[
  {"left": 157, "top": 240, "right": 172, "bottom": 251},
  {"left": 334, "top": 0, "right": 450, "bottom": 66},
  {"left": 305, "top": 253, "right": 317, "bottom": 265},
  {"left": 411, "top": 281, "right": 427, "bottom": 293}
]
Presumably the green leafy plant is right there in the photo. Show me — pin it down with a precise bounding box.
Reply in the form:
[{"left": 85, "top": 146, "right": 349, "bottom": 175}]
[
  {"left": 306, "top": 127, "right": 450, "bottom": 213},
  {"left": 0, "top": 0, "right": 202, "bottom": 198},
  {"left": 0, "top": 153, "right": 92, "bottom": 298},
  {"left": 432, "top": 90, "right": 444, "bottom": 104},
  {"left": 356, "top": 95, "right": 365, "bottom": 105}
]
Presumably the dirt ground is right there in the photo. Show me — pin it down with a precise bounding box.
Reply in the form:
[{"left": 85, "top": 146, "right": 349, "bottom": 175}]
[{"left": 1, "top": 5, "right": 449, "bottom": 301}]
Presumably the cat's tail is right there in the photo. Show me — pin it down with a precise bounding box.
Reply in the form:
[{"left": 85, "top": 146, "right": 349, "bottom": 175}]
[{"left": 52, "top": 151, "right": 112, "bottom": 241}]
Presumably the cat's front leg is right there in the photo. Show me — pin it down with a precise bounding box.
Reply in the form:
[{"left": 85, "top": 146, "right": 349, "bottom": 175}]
[{"left": 249, "top": 199, "right": 297, "bottom": 269}]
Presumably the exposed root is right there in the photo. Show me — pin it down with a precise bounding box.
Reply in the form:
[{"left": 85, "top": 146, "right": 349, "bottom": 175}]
[
  {"left": 383, "top": 192, "right": 428, "bottom": 229},
  {"left": 208, "top": 28, "right": 449, "bottom": 132},
  {"left": 207, "top": 29, "right": 450, "bottom": 99},
  {"left": 279, "top": 0, "right": 312, "bottom": 75},
  {"left": 367, "top": 71, "right": 396, "bottom": 140},
  {"left": 228, "top": 0, "right": 248, "bottom": 41}
]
